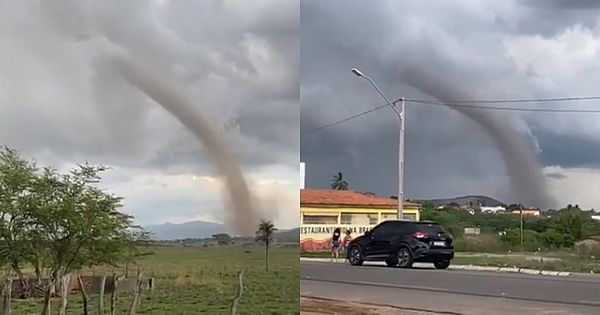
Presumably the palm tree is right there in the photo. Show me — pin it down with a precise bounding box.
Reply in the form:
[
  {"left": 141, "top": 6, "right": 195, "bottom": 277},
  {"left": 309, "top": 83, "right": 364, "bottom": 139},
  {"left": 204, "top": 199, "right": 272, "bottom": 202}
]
[
  {"left": 256, "top": 220, "right": 277, "bottom": 272},
  {"left": 330, "top": 172, "right": 349, "bottom": 190}
]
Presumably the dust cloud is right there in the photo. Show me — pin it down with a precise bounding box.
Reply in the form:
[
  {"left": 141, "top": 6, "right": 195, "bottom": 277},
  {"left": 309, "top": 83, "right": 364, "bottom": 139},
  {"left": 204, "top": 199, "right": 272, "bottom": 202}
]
[
  {"left": 107, "top": 55, "right": 261, "bottom": 236},
  {"left": 402, "top": 66, "right": 557, "bottom": 210}
]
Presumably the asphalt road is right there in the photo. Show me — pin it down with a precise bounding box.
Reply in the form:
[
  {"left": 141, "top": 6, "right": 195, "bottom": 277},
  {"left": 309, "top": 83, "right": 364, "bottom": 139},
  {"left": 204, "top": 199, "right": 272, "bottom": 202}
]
[{"left": 301, "top": 261, "right": 600, "bottom": 315}]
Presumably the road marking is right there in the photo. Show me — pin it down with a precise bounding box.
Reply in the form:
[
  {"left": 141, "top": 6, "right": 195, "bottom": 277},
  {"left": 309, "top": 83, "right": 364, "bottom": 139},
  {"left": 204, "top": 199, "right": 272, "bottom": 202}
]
[{"left": 578, "top": 300, "right": 600, "bottom": 305}]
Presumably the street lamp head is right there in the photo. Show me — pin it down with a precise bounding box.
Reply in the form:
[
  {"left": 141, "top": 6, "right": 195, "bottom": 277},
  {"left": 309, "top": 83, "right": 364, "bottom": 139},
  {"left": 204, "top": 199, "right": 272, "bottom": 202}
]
[{"left": 351, "top": 67, "right": 364, "bottom": 77}]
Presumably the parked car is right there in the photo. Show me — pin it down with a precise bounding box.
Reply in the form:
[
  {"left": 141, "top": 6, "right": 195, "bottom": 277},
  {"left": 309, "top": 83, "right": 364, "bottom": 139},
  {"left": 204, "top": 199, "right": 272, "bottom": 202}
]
[{"left": 346, "top": 220, "right": 454, "bottom": 269}]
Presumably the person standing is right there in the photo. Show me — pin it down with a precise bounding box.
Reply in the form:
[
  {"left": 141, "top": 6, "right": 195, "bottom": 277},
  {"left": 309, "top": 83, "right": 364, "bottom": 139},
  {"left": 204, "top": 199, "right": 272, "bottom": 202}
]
[
  {"left": 342, "top": 229, "right": 353, "bottom": 260},
  {"left": 330, "top": 227, "right": 341, "bottom": 262}
]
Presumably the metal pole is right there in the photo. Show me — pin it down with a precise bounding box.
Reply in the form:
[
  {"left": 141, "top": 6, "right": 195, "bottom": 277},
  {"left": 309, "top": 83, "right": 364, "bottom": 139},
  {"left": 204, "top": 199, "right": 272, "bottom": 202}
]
[
  {"left": 397, "top": 98, "right": 405, "bottom": 220},
  {"left": 351, "top": 68, "right": 404, "bottom": 220},
  {"left": 520, "top": 209, "right": 524, "bottom": 249}
]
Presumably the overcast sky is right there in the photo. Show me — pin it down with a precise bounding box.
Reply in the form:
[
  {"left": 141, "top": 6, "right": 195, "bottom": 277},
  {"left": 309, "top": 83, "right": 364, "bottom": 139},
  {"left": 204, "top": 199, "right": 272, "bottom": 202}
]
[
  {"left": 301, "top": 0, "right": 600, "bottom": 210},
  {"left": 0, "top": 0, "right": 299, "bottom": 228}
]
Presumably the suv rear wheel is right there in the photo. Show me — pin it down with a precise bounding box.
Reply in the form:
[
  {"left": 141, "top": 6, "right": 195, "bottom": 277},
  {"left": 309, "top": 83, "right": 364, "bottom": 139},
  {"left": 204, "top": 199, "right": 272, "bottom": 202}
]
[
  {"left": 348, "top": 246, "right": 364, "bottom": 266},
  {"left": 433, "top": 260, "right": 450, "bottom": 269},
  {"left": 397, "top": 247, "right": 413, "bottom": 268}
]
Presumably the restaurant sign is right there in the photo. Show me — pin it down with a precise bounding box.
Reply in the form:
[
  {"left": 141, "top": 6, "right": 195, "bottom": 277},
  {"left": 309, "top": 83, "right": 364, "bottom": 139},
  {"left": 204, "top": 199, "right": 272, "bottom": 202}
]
[{"left": 300, "top": 225, "right": 373, "bottom": 235}]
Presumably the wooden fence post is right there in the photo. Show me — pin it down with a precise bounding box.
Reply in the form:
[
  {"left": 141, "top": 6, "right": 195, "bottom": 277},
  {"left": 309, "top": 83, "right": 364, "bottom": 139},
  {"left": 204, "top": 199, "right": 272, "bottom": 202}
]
[
  {"left": 40, "top": 278, "right": 54, "bottom": 315},
  {"left": 98, "top": 276, "right": 106, "bottom": 315},
  {"left": 78, "top": 276, "right": 89, "bottom": 315},
  {"left": 229, "top": 269, "right": 245, "bottom": 315},
  {"left": 110, "top": 274, "right": 118, "bottom": 315},
  {"left": 2, "top": 278, "right": 12, "bottom": 315},
  {"left": 127, "top": 273, "right": 143, "bottom": 315}
]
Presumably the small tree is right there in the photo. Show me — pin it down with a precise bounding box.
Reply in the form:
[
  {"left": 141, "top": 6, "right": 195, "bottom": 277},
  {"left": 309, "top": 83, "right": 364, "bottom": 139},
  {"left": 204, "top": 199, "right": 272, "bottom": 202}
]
[
  {"left": 212, "top": 233, "right": 232, "bottom": 246},
  {"left": 330, "top": 172, "right": 349, "bottom": 190},
  {"left": 255, "top": 220, "right": 277, "bottom": 272}
]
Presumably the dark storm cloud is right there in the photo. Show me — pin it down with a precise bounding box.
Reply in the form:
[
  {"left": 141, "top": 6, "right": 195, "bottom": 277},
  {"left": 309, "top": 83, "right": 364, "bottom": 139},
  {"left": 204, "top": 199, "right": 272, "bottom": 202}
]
[
  {"left": 536, "top": 132, "right": 600, "bottom": 168},
  {"left": 512, "top": 1, "right": 600, "bottom": 36},
  {"left": 0, "top": 0, "right": 298, "bottom": 175},
  {"left": 301, "top": 0, "right": 600, "bottom": 206}
]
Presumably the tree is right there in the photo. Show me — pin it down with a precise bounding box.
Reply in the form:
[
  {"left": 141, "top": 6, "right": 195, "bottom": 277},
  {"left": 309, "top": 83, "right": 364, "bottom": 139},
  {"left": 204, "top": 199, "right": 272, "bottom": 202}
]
[
  {"left": 30, "top": 164, "right": 141, "bottom": 314},
  {"left": 212, "top": 233, "right": 232, "bottom": 246},
  {"left": 0, "top": 147, "right": 43, "bottom": 291},
  {"left": 330, "top": 172, "right": 349, "bottom": 190},
  {"left": 0, "top": 147, "right": 146, "bottom": 313},
  {"left": 255, "top": 220, "right": 277, "bottom": 272}
]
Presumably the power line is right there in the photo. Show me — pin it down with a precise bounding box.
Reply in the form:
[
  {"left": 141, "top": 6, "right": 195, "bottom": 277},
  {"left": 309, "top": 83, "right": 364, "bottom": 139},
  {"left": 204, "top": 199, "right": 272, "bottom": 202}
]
[
  {"left": 411, "top": 99, "right": 600, "bottom": 113},
  {"left": 407, "top": 96, "right": 600, "bottom": 104},
  {"left": 301, "top": 103, "right": 389, "bottom": 136},
  {"left": 301, "top": 95, "right": 600, "bottom": 137}
]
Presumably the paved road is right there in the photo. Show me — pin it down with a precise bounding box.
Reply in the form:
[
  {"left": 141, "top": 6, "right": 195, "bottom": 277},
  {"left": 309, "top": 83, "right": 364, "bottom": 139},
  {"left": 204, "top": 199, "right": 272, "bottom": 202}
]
[{"left": 301, "top": 261, "right": 600, "bottom": 315}]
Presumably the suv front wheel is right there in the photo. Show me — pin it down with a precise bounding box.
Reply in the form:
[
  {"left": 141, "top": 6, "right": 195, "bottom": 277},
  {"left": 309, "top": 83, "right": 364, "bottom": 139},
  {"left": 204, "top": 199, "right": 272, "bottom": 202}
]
[
  {"left": 433, "top": 260, "right": 450, "bottom": 269},
  {"left": 397, "top": 247, "right": 413, "bottom": 268},
  {"left": 348, "top": 246, "right": 364, "bottom": 266}
]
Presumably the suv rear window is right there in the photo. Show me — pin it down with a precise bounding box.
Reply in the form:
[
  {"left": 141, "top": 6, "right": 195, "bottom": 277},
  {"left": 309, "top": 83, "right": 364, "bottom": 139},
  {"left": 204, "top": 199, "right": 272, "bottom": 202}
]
[{"left": 411, "top": 223, "right": 445, "bottom": 234}]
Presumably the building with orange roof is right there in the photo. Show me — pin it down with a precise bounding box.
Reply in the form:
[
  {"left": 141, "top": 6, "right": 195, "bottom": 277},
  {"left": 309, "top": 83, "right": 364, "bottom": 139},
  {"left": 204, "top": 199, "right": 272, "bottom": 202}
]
[{"left": 300, "top": 188, "right": 421, "bottom": 251}]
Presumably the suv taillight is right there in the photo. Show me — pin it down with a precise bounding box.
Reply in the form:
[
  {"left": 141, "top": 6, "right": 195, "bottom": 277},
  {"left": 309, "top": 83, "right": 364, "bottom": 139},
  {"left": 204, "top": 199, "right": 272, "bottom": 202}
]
[{"left": 413, "top": 231, "right": 426, "bottom": 239}]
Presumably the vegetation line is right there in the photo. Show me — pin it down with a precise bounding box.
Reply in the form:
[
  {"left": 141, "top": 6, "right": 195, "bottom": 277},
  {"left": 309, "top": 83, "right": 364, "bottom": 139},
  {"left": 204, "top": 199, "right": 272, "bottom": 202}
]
[{"left": 229, "top": 269, "right": 245, "bottom": 315}]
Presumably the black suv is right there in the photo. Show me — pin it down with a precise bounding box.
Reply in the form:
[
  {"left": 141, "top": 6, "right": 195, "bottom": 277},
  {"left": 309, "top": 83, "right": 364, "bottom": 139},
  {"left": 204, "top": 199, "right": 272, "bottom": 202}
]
[{"left": 346, "top": 220, "right": 454, "bottom": 269}]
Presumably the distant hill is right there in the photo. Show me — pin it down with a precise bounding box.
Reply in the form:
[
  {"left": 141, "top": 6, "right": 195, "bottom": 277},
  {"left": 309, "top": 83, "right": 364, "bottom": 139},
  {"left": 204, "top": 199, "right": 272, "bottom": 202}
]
[
  {"left": 274, "top": 228, "right": 299, "bottom": 243},
  {"left": 417, "top": 195, "right": 505, "bottom": 208},
  {"left": 145, "top": 221, "right": 226, "bottom": 240},
  {"left": 145, "top": 220, "right": 299, "bottom": 242}
]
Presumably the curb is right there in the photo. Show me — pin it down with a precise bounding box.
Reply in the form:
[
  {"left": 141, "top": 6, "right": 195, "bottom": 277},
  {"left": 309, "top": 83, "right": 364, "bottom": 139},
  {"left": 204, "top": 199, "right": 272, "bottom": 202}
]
[{"left": 299, "top": 257, "right": 573, "bottom": 277}]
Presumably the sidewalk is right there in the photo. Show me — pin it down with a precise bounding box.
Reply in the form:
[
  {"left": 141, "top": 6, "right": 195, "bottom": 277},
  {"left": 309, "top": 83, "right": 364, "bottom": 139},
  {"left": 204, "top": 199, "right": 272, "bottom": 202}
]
[{"left": 300, "top": 257, "right": 575, "bottom": 277}]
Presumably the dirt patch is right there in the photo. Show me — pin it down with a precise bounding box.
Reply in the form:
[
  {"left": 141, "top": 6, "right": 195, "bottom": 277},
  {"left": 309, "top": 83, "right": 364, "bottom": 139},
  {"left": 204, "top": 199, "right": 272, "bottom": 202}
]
[{"left": 301, "top": 297, "right": 450, "bottom": 315}]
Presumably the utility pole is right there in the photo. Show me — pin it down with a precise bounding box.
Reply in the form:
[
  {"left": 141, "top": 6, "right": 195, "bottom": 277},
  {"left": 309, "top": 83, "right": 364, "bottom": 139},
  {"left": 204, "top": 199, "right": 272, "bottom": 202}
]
[
  {"left": 351, "top": 67, "right": 404, "bottom": 220},
  {"left": 520, "top": 208, "right": 524, "bottom": 250},
  {"left": 397, "top": 98, "right": 405, "bottom": 220}
]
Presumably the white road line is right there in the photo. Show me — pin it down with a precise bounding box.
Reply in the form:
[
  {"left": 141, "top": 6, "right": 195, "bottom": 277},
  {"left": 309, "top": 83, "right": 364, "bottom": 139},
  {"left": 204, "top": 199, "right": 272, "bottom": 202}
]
[{"left": 579, "top": 300, "right": 600, "bottom": 305}]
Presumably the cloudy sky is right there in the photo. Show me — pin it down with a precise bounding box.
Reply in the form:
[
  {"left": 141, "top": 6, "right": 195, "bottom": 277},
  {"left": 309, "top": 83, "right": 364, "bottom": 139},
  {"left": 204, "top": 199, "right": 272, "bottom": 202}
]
[
  {"left": 301, "top": 0, "right": 600, "bottom": 210},
  {"left": 0, "top": 0, "right": 299, "bottom": 229}
]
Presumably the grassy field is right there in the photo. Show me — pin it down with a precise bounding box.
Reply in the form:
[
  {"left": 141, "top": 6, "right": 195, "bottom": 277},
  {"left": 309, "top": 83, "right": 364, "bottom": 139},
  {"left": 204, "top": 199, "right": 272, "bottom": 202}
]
[
  {"left": 10, "top": 245, "right": 299, "bottom": 315},
  {"left": 300, "top": 250, "right": 600, "bottom": 273}
]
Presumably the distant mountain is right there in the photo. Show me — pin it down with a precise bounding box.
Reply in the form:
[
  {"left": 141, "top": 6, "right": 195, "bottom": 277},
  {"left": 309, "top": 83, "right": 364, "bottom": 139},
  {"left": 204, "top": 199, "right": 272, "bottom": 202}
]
[
  {"left": 417, "top": 195, "right": 505, "bottom": 208},
  {"left": 274, "top": 228, "right": 299, "bottom": 243},
  {"left": 145, "top": 221, "right": 226, "bottom": 240},
  {"left": 145, "top": 221, "right": 300, "bottom": 242}
]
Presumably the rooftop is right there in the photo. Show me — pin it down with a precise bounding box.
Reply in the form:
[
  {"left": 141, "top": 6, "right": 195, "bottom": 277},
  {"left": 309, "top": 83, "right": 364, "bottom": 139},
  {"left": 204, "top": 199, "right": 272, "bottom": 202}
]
[{"left": 300, "top": 189, "right": 420, "bottom": 208}]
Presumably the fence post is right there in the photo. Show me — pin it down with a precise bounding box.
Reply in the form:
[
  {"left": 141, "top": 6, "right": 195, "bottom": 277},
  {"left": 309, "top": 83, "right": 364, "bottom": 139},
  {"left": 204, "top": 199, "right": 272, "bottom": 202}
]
[
  {"left": 98, "top": 276, "right": 106, "bottom": 315},
  {"left": 229, "top": 269, "right": 245, "bottom": 315},
  {"left": 2, "top": 278, "right": 12, "bottom": 315},
  {"left": 110, "top": 274, "right": 118, "bottom": 315},
  {"left": 127, "top": 273, "right": 143, "bottom": 315},
  {"left": 78, "top": 276, "right": 89, "bottom": 315}
]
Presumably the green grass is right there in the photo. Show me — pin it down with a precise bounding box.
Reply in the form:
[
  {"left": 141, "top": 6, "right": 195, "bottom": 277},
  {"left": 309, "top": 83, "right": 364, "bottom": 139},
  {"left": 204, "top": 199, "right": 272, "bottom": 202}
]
[
  {"left": 452, "top": 252, "right": 600, "bottom": 273},
  {"left": 10, "top": 245, "right": 299, "bottom": 315}
]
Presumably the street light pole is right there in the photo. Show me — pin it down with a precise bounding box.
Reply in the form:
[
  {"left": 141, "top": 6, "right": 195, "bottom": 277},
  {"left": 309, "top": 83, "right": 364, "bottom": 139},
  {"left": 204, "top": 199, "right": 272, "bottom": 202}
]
[{"left": 351, "top": 67, "right": 404, "bottom": 220}]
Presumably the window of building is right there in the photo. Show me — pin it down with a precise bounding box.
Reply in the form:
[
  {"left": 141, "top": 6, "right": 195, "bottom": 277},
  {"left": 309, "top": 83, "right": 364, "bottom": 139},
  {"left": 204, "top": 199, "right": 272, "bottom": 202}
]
[
  {"left": 340, "top": 214, "right": 352, "bottom": 224},
  {"left": 368, "top": 214, "right": 378, "bottom": 225},
  {"left": 338, "top": 213, "right": 375, "bottom": 225},
  {"left": 380, "top": 214, "right": 397, "bottom": 221},
  {"left": 404, "top": 214, "right": 417, "bottom": 221},
  {"left": 302, "top": 214, "right": 338, "bottom": 225}
]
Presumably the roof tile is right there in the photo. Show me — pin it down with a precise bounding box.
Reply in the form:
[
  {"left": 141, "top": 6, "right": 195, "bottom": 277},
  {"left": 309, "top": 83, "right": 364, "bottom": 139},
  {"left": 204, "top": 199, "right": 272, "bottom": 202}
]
[{"left": 300, "top": 189, "right": 420, "bottom": 208}]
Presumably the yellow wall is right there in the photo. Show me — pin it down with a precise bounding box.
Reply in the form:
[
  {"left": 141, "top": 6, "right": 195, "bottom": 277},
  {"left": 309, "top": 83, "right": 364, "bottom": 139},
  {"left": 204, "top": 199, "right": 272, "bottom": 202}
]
[{"left": 300, "top": 205, "right": 420, "bottom": 251}]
